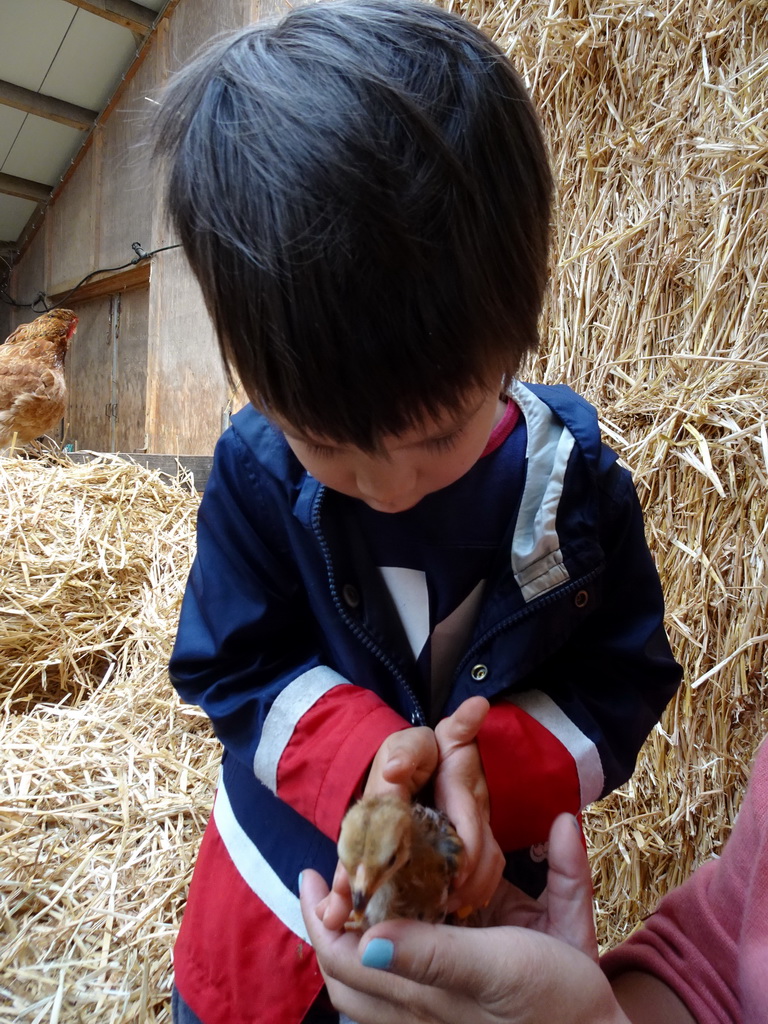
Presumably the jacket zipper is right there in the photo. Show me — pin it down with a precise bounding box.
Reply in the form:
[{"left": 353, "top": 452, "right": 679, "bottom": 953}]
[
  {"left": 455, "top": 566, "right": 604, "bottom": 677},
  {"left": 311, "top": 486, "right": 427, "bottom": 727}
]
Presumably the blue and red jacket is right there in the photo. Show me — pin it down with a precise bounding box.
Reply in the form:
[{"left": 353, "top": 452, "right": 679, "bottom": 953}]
[{"left": 169, "top": 381, "right": 682, "bottom": 1023}]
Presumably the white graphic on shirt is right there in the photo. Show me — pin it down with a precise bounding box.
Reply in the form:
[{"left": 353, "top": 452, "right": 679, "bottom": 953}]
[
  {"left": 378, "top": 566, "right": 430, "bottom": 659},
  {"left": 379, "top": 567, "right": 486, "bottom": 719}
]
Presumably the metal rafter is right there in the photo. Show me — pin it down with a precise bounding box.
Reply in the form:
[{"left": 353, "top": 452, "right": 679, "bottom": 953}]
[
  {"left": 61, "top": 0, "right": 157, "bottom": 35},
  {"left": 0, "top": 79, "right": 96, "bottom": 130},
  {"left": 0, "top": 172, "right": 52, "bottom": 204}
]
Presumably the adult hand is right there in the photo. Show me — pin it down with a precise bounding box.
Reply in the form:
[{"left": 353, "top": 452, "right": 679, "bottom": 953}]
[
  {"left": 301, "top": 813, "right": 622, "bottom": 1024},
  {"left": 477, "top": 812, "right": 597, "bottom": 961}
]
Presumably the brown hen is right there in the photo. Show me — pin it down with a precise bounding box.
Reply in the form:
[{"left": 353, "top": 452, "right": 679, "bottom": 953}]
[
  {"left": 337, "top": 794, "right": 464, "bottom": 932},
  {"left": 0, "top": 309, "right": 78, "bottom": 447}
]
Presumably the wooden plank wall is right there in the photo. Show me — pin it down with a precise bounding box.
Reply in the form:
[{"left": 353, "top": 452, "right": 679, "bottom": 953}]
[
  {"left": 48, "top": 143, "right": 99, "bottom": 293},
  {"left": 10, "top": 227, "right": 46, "bottom": 315},
  {"left": 115, "top": 288, "right": 150, "bottom": 452},
  {"left": 65, "top": 295, "right": 113, "bottom": 449}
]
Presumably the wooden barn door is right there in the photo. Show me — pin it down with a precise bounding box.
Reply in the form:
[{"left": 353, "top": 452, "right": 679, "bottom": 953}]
[
  {"left": 113, "top": 289, "right": 149, "bottom": 451},
  {"left": 66, "top": 288, "right": 148, "bottom": 452}
]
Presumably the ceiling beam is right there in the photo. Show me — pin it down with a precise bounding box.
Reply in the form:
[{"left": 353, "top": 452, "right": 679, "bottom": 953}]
[
  {"left": 0, "top": 80, "right": 96, "bottom": 130},
  {"left": 61, "top": 0, "right": 157, "bottom": 35},
  {"left": 14, "top": 0, "right": 181, "bottom": 258},
  {"left": 0, "top": 173, "right": 53, "bottom": 204}
]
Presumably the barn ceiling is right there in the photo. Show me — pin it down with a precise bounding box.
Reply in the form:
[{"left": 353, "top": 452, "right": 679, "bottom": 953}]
[{"left": 0, "top": 0, "right": 172, "bottom": 274}]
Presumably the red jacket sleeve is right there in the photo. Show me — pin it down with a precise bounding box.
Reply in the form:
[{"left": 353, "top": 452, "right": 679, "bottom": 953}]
[
  {"left": 272, "top": 678, "right": 409, "bottom": 839},
  {"left": 477, "top": 700, "right": 582, "bottom": 850}
]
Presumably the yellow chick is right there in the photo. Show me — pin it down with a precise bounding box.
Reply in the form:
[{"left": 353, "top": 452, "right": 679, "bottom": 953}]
[{"left": 337, "top": 794, "right": 464, "bottom": 931}]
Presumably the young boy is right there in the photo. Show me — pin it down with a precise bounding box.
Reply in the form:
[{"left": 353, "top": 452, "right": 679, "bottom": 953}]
[{"left": 155, "top": 2, "right": 682, "bottom": 1022}]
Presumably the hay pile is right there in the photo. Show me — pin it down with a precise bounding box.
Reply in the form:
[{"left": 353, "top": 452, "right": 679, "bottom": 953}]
[
  {"left": 1, "top": 0, "right": 767, "bottom": 1019},
  {"left": 0, "top": 455, "right": 217, "bottom": 1022}
]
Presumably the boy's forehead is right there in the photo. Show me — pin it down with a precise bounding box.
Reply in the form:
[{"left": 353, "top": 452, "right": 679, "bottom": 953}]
[{"left": 273, "top": 388, "right": 493, "bottom": 450}]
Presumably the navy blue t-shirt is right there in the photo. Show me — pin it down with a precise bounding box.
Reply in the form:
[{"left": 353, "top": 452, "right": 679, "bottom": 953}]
[{"left": 352, "top": 401, "right": 527, "bottom": 721}]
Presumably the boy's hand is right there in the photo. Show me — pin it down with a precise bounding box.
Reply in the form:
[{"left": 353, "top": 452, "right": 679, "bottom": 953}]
[
  {"left": 363, "top": 725, "right": 438, "bottom": 801},
  {"left": 433, "top": 697, "right": 505, "bottom": 915},
  {"left": 318, "top": 725, "right": 438, "bottom": 931}
]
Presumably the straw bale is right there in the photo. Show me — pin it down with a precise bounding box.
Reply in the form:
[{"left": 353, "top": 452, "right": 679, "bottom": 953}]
[
  {"left": 2, "top": 0, "right": 768, "bottom": 1018},
  {"left": 0, "top": 452, "right": 218, "bottom": 1022},
  {"left": 454, "top": 0, "right": 768, "bottom": 948}
]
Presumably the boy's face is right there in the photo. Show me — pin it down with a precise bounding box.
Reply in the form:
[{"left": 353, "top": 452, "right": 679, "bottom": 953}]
[{"left": 277, "top": 386, "right": 505, "bottom": 514}]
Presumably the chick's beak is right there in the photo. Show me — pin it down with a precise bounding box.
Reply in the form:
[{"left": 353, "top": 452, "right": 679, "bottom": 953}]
[{"left": 352, "top": 864, "right": 371, "bottom": 912}]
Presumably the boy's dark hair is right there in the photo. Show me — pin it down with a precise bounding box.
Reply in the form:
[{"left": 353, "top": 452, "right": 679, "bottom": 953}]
[{"left": 155, "top": 0, "right": 552, "bottom": 448}]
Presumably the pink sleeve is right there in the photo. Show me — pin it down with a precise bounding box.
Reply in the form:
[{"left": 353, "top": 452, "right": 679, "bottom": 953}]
[{"left": 602, "top": 738, "right": 768, "bottom": 1024}]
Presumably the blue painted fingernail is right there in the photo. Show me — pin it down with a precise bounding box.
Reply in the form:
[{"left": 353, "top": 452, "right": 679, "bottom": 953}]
[
  {"left": 361, "top": 938, "right": 394, "bottom": 970},
  {"left": 297, "top": 872, "right": 304, "bottom": 891}
]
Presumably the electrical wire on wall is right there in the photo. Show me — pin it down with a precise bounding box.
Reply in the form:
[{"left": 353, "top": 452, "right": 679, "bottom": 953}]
[{"left": 0, "top": 242, "right": 181, "bottom": 314}]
